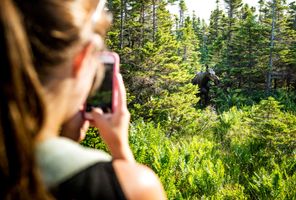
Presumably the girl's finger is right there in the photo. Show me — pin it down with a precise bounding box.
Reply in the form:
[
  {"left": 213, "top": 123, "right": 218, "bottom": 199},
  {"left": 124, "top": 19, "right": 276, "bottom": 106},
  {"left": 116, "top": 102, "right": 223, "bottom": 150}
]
[
  {"left": 90, "top": 108, "right": 115, "bottom": 132},
  {"left": 79, "top": 120, "right": 89, "bottom": 141}
]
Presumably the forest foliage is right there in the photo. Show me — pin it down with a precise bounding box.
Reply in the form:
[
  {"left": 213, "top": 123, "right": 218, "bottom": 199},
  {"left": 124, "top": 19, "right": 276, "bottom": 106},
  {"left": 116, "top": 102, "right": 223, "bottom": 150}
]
[{"left": 83, "top": 0, "right": 296, "bottom": 199}]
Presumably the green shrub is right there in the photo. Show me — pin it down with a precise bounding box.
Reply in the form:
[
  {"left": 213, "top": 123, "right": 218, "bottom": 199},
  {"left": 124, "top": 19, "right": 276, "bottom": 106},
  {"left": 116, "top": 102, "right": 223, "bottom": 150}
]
[
  {"left": 81, "top": 97, "right": 296, "bottom": 199},
  {"left": 214, "top": 184, "right": 247, "bottom": 200},
  {"left": 129, "top": 120, "right": 225, "bottom": 199},
  {"left": 80, "top": 127, "right": 108, "bottom": 152},
  {"left": 249, "top": 164, "right": 296, "bottom": 200}
]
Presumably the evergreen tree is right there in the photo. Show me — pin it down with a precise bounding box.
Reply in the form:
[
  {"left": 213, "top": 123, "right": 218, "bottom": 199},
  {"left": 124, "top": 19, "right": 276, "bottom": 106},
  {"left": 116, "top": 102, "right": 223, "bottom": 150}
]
[
  {"left": 232, "top": 4, "right": 267, "bottom": 89},
  {"left": 207, "top": 0, "right": 227, "bottom": 66},
  {"left": 224, "top": 0, "right": 243, "bottom": 44},
  {"left": 106, "top": 0, "right": 199, "bottom": 133},
  {"left": 214, "top": 0, "right": 243, "bottom": 89},
  {"left": 283, "top": 1, "right": 296, "bottom": 89},
  {"left": 261, "top": 0, "right": 294, "bottom": 91}
]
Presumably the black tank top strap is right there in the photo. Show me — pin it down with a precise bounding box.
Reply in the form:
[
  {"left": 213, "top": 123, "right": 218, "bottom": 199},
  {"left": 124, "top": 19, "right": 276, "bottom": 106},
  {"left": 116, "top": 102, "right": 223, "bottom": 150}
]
[{"left": 50, "top": 161, "right": 127, "bottom": 200}]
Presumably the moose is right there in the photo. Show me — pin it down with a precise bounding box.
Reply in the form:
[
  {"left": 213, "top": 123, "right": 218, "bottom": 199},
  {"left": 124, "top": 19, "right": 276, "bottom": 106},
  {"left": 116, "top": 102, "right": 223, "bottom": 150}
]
[{"left": 191, "top": 66, "right": 220, "bottom": 107}]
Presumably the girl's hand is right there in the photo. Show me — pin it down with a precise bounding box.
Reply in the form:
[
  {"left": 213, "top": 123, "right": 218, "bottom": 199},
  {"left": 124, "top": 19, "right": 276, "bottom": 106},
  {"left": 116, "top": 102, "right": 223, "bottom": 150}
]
[
  {"left": 84, "top": 74, "right": 134, "bottom": 162},
  {"left": 60, "top": 109, "right": 89, "bottom": 142}
]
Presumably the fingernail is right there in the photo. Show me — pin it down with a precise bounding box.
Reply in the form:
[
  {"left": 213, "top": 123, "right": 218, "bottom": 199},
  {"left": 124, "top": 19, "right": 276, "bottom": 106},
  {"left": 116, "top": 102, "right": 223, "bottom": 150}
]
[{"left": 92, "top": 107, "right": 103, "bottom": 114}]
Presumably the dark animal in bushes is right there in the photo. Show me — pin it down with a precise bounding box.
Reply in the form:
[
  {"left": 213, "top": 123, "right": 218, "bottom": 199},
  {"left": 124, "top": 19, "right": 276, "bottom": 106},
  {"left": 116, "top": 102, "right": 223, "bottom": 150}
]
[{"left": 192, "top": 67, "right": 219, "bottom": 106}]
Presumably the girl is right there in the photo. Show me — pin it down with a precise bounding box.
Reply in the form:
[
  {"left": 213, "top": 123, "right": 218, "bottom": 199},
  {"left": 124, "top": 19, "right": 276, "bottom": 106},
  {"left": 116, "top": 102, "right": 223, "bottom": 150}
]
[{"left": 0, "top": 0, "right": 166, "bottom": 199}]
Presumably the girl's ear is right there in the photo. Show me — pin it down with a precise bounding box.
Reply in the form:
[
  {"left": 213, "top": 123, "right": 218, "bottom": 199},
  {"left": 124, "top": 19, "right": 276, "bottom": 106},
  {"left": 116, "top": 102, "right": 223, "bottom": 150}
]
[{"left": 72, "top": 43, "right": 93, "bottom": 77}]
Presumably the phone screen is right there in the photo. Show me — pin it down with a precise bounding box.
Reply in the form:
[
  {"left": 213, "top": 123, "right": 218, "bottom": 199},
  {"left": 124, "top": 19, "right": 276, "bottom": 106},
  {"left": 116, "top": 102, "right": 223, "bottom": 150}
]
[{"left": 86, "top": 62, "right": 114, "bottom": 113}]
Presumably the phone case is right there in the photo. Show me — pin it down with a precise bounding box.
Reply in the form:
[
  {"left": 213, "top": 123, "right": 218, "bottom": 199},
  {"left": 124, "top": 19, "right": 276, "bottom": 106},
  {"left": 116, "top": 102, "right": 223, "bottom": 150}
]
[
  {"left": 82, "top": 51, "right": 120, "bottom": 118},
  {"left": 102, "top": 51, "right": 120, "bottom": 112}
]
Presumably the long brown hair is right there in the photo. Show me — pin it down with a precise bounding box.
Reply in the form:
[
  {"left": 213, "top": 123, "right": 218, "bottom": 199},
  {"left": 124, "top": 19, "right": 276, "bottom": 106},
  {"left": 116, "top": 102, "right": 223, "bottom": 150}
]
[{"left": 0, "top": 0, "right": 108, "bottom": 199}]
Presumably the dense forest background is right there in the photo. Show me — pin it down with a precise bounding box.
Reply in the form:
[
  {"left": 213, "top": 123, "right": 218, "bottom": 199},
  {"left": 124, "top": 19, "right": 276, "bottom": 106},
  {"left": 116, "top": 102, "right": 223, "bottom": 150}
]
[{"left": 83, "top": 0, "right": 296, "bottom": 199}]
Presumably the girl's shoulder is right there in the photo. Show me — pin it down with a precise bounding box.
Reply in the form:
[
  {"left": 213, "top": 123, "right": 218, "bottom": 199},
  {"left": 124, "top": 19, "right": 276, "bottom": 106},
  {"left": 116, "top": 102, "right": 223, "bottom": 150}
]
[{"left": 35, "top": 137, "right": 111, "bottom": 188}]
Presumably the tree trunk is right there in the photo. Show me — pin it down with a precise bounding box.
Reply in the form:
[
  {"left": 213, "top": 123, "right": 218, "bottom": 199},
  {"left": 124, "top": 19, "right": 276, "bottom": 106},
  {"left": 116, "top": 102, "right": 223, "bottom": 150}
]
[
  {"left": 267, "top": 0, "right": 276, "bottom": 93},
  {"left": 120, "top": 0, "right": 125, "bottom": 49},
  {"left": 152, "top": 0, "right": 157, "bottom": 42},
  {"left": 140, "top": 3, "right": 145, "bottom": 47}
]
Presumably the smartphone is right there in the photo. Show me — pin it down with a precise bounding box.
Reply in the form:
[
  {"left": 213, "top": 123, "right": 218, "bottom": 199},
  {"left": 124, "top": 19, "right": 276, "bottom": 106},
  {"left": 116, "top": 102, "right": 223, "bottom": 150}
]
[{"left": 85, "top": 51, "right": 120, "bottom": 113}]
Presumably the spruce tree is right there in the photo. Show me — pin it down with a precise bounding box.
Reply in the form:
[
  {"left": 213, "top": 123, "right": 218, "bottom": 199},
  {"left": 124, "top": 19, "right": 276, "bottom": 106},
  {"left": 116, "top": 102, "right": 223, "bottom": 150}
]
[
  {"left": 106, "top": 0, "right": 199, "bottom": 133},
  {"left": 232, "top": 4, "right": 267, "bottom": 90},
  {"left": 207, "top": 0, "right": 227, "bottom": 66}
]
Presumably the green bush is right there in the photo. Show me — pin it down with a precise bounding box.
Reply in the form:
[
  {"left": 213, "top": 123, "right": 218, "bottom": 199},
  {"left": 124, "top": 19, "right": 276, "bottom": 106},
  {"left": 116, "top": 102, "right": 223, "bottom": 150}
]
[
  {"left": 129, "top": 120, "right": 225, "bottom": 199},
  {"left": 214, "top": 184, "right": 247, "bottom": 200},
  {"left": 81, "top": 97, "right": 296, "bottom": 199},
  {"left": 211, "top": 97, "right": 296, "bottom": 199}
]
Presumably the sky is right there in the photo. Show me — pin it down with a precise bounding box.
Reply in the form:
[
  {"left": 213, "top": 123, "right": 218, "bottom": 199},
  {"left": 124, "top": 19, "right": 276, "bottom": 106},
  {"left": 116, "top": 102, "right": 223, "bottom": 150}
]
[{"left": 168, "top": 0, "right": 294, "bottom": 23}]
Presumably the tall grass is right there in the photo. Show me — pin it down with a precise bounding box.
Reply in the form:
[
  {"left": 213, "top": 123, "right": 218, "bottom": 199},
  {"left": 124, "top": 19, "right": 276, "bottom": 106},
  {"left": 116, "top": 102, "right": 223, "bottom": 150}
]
[{"left": 82, "top": 97, "right": 296, "bottom": 199}]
